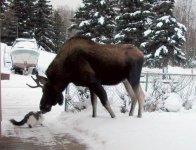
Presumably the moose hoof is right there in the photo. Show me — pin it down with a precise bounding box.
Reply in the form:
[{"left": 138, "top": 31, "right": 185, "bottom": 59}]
[
  {"left": 111, "top": 114, "right": 116, "bottom": 118},
  {"left": 129, "top": 112, "right": 134, "bottom": 116},
  {"left": 92, "top": 114, "right": 97, "bottom": 118},
  {"left": 137, "top": 114, "right": 142, "bottom": 118}
]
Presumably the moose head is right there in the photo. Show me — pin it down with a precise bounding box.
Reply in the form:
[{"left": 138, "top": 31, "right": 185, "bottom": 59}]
[{"left": 27, "top": 73, "right": 64, "bottom": 113}]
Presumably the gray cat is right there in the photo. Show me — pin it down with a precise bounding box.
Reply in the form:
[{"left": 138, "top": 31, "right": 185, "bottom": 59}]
[{"left": 10, "top": 111, "right": 44, "bottom": 128}]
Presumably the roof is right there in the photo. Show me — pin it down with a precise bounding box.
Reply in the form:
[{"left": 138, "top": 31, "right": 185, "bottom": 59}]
[{"left": 15, "top": 38, "right": 36, "bottom": 42}]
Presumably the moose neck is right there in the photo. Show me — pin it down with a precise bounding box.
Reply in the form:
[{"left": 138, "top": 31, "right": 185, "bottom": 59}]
[{"left": 53, "top": 81, "right": 69, "bottom": 93}]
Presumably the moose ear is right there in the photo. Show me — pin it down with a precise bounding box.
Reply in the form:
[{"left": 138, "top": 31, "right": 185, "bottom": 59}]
[{"left": 38, "top": 76, "right": 48, "bottom": 85}]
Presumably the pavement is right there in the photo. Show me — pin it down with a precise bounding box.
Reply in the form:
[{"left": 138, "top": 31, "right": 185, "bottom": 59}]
[
  {"left": 1, "top": 74, "right": 87, "bottom": 150},
  {"left": 0, "top": 135, "right": 87, "bottom": 150}
]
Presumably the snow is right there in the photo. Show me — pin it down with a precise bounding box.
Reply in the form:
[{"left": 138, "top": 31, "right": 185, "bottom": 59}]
[
  {"left": 144, "top": 29, "right": 152, "bottom": 37},
  {"left": 1, "top": 43, "right": 11, "bottom": 73},
  {"left": 157, "top": 22, "right": 163, "bottom": 27},
  {"left": 114, "top": 33, "right": 124, "bottom": 39},
  {"left": 159, "top": 15, "right": 171, "bottom": 23},
  {"left": 164, "top": 93, "right": 183, "bottom": 112},
  {"left": 79, "top": 20, "right": 90, "bottom": 27},
  {"left": 174, "top": 27, "right": 186, "bottom": 42},
  {"left": 12, "top": 40, "right": 38, "bottom": 50},
  {"left": 155, "top": 45, "right": 168, "bottom": 57},
  {"left": 94, "top": 12, "right": 99, "bottom": 17},
  {"left": 98, "top": 16, "right": 105, "bottom": 25},
  {"left": 132, "top": 10, "right": 141, "bottom": 16},
  {"left": 1, "top": 43, "right": 196, "bottom": 150},
  {"left": 37, "top": 50, "right": 56, "bottom": 74},
  {"left": 100, "top": 0, "right": 105, "bottom": 5}
]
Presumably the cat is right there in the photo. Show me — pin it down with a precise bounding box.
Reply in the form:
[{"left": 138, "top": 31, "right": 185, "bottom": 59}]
[{"left": 10, "top": 111, "right": 44, "bottom": 128}]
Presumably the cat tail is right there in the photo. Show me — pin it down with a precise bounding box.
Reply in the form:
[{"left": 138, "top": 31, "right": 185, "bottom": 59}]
[{"left": 10, "top": 118, "right": 27, "bottom": 126}]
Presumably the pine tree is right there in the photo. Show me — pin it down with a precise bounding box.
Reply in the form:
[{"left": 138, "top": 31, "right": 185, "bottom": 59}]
[
  {"left": 34, "top": 0, "right": 55, "bottom": 52},
  {"left": 53, "top": 10, "right": 67, "bottom": 53},
  {"left": 70, "top": 0, "right": 116, "bottom": 44},
  {"left": 0, "top": 0, "right": 7, "bottom": 14},
  {"left": 8, "top": 0, "right": 24, "bottom": 38},
  {"left": 22, "top": 0, "right": 37, "bottom": 37},
  {"left": 0, "top": 0, "right": 8, "bottom": 40},
  {"left": 1, "top": 0, "right": 18, "bottom": 44},
  {"left": 141, "top": 0, "right": 186, "bottom": 67},
  {"left": 115, "top": 0, "right": 154, "bottom": 46},
  {"left": 7, "top": 0, "right": 37, "bottom": 38}
]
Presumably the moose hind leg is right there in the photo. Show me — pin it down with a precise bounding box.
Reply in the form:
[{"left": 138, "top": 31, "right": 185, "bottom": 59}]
[
  {"left": 137, "top": 84, "right": 145, "bottom": 118},
  {"left": 123, "top": 80, "right": 137, "bottom": 116},
  {"left": 90, "top": 90, "right": 98, "bottom": 118},
  {"left": 132, "top": 84, "right": 144, "bottom": 118},
  {"left": 89, "top": 83, "right": 115, "bottom": 118}
]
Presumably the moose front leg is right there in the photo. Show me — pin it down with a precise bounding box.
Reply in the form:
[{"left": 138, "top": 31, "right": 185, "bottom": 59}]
[
  {"left": 90, "top": 90, "right": 97, "bottom": 117},
  {"left": 89, "top": 83, "right": 115, "bottom": 118}
]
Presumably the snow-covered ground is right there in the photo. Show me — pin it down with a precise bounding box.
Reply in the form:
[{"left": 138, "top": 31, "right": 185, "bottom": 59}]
[{"left": 1, "top": 43, "right": 196, "bottom": 150}]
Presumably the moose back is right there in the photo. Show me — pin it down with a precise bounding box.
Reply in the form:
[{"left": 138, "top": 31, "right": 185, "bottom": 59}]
[{"left": 28, "top": 36, "right": 145, "bottom": 118}]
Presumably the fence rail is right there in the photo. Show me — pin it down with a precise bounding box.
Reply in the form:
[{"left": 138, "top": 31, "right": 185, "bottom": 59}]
[{"left": 141, "top": 72, "right": 196, "bottom": 91}]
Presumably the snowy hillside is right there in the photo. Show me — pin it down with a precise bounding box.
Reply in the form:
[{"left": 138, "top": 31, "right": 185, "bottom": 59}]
[{"left": 1, "top": 43, "right": 196, "bottom": 150}]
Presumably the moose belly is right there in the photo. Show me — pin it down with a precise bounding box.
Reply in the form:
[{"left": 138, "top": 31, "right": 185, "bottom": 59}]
[{"left": 96, "top": 67, "right": 128, "bottom": 85}]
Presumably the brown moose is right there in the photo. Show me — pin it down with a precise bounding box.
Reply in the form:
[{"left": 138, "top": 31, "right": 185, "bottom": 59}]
[{"left": 28, "top": 36, "right": 145, "bottom": 118}]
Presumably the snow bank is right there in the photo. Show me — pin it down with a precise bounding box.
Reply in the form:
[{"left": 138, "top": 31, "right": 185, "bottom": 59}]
[
  {"left": 1, "top": 43, "right": 11, "bottom": 73},
  {"left": 37, "top": 50, "right": 56, "bottom": 74},
  {"left": 164, "top": 93, "right": 183, "bottom": 112}
]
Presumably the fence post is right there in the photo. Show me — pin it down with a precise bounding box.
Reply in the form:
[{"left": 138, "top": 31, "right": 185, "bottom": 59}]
[
  {"left": 162, "top": 67, "right": 168, "bottom": 79},
  {"left": 64, "top": 86, "right": 69, "bottom": 112},
  {"left": 145, "top": 72, "right": 149, "bottom": 91}
]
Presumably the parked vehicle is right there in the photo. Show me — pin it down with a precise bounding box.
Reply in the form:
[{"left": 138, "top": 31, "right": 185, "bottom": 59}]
[{"left": 10, "top": 38, "right": 40, "bottom": 75}]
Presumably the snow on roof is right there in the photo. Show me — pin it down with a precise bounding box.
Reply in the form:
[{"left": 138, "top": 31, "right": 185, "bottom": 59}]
[
  {"left": 13, "top": 41, "right": 39, "bottom": 50},
  {"left": 15, "top": 38, "right": 36, "bottom": 42}
]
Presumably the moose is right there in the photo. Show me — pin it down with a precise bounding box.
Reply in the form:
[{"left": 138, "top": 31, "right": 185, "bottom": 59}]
[{"left": 27, "top": 36, "right": 145, "bottom": 118}]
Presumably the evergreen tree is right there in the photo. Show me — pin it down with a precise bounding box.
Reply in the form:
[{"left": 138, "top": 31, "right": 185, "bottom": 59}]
[
  {"left": 141, "top": 0, "right": 186, "bottom": 67},
  {"left": 6, "top": 0, "right": 37, "bottom": 38},
  {"left": 70, "top": 0, "right": 116, "bottom": 44},
  {"left": 1, "top": 1, "right": 18, "bottom": 44},
  {"left": 0, "top": 0, "right": 8, "bottom": 40},
  {"left": 22, "top": 0, "right": 37, "bottom": 37},
  {"left": 7, "top": 0, "right": 23, "bottom": 38},
  {"left": 34, "top": 0, "right": 55, "bottom": 52},
  {"left": 0, "top": 0, "right": 7, "bottom": 14},
  {"left": 115, "top": 0, "right": 154, "bottom": 47},
  {"left": 53, "top": 10, "right": 67, "bottom": 53}
]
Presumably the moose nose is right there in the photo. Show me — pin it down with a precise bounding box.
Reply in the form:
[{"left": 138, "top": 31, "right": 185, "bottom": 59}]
[{"left": 40, "top": 105, "right": 51, "bottom": 113}]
